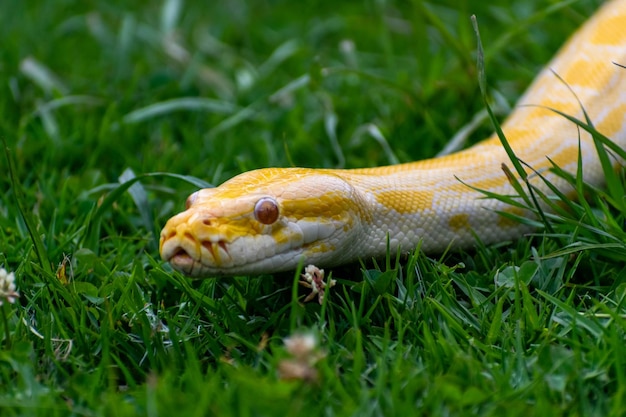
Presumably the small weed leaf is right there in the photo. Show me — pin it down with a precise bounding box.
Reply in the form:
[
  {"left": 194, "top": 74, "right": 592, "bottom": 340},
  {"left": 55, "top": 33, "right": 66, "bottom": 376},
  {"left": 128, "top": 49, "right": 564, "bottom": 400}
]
[
  {"left": 363, "top": 269, "right": 395, "bottom": 296},
  {"left": 494, "top": 262, "right": 539, "bottom": 290}
]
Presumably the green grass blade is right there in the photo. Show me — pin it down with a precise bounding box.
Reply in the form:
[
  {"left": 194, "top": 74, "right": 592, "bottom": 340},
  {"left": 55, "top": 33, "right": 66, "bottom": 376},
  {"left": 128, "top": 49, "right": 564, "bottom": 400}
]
[
  {"left": 122, "top": 97, "right": 238, "bottom": 124},
  {"left": 3, "top": 137, "right": 52, "bottom": 275},
  {"left": 471, "top": 15, "right": 527, "bottom": 180}
]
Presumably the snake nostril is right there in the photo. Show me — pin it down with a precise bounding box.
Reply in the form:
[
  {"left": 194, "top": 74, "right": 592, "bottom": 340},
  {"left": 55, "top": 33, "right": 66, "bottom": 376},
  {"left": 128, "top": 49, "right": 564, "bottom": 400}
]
[
  {"left": 183, "top": 232, "right": 195, "bottom": 242},
  {"left": 203, "top": 219, "right": 212, "bottom": 226}
]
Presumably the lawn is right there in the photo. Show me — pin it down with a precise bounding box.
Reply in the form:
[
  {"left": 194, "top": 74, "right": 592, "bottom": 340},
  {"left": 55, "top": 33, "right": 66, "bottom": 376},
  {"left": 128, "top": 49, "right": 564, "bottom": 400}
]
[{"left": 2, "top": 0, "right": 626, "bottom": 415}]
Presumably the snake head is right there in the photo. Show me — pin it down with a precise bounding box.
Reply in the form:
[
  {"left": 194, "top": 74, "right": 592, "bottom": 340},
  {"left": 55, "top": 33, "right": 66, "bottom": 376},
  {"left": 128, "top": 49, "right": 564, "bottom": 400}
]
[{"left": 159, "top": 167, "right": 367, "bottom": 277}]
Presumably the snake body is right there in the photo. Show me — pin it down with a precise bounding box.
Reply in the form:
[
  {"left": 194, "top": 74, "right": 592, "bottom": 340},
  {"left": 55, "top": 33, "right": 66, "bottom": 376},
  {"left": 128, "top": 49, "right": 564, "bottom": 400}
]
[{"left": 160, "top": 0, "right": 626, "bottom": 277}]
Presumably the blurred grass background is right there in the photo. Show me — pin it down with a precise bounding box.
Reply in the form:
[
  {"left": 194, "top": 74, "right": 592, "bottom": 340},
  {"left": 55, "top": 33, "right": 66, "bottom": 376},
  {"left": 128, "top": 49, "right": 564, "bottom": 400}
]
[{"left": 3, "top": 0, "right": 625, "bottom": 416}]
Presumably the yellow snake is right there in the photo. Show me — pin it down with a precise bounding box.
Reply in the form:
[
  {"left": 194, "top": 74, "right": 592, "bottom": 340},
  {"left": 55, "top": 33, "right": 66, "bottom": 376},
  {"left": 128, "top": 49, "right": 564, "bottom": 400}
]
[{"left": 160, "top": 0, "right": 626, "bottom": 277}]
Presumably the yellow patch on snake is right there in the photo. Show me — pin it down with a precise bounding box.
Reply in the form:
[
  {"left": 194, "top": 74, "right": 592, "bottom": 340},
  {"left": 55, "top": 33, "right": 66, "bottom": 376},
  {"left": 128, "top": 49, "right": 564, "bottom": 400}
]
[
  {"left": 543, "top": 145, "right": 581, "bottom": 169},
  {"left": 563, "top": 59, "right": 612, "bottom": 90},
  {"left": 597, "top": 103, "right": 626, "bottom": 137},
  {"left": 304, "top": 242, "right": 334, "bottom": 255},
  {"left": 281, "top": 192, "right": 355, "bottom": 222},
  {"left": 497, "top": 207, "right": 528, "bottom": 229},
  {"left": 374, "top": 190, "right": 435, "bottom": 214},
  {"left": 448, "top": 214, "right": 470, "bottom": 232},
  {"left": 590, "top": 15, "right": 626, "bottom": 44}
]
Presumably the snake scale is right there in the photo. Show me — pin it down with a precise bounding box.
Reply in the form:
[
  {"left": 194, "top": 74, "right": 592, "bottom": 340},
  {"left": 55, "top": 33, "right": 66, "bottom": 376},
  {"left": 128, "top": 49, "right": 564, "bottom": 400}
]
[{"left": 160, "top": 0, "right": 626, "bottom": 277}]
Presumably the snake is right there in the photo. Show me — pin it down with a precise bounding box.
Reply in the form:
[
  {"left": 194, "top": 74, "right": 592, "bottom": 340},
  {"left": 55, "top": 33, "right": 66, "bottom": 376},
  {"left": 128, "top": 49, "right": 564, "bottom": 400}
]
[{"left": 160, "top": 0, "right": 626, "bottom": 277}]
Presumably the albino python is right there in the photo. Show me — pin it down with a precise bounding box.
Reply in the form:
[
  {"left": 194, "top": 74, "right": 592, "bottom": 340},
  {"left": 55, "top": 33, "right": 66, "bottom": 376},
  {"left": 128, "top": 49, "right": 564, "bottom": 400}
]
[{"left": 160, "top": 0, "right": 626, "bottom": 277}]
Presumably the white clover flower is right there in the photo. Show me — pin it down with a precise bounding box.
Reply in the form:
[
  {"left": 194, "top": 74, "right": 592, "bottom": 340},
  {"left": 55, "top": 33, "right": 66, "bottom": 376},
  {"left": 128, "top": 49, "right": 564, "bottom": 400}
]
[
  {"left": 283, "top": 333, "right": 317, "bottom": 361},
  {"left": 299, "top": 265, "right": 336, "bottom": 304},
  {"left": 279, "top": 332, "right": 325, "bottom": 383},
  {"left": 0, "top": 267, "right": 19, "bottom": 306}
]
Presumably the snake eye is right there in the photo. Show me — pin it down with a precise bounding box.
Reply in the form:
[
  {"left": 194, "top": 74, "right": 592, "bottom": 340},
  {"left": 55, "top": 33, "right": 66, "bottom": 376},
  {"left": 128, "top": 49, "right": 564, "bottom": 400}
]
[
  {"left": 185, "top": 192, "right": 198, "bottom": 210},
  {"left": 254, "top": 197, "right": 279, "bottom": 225}
]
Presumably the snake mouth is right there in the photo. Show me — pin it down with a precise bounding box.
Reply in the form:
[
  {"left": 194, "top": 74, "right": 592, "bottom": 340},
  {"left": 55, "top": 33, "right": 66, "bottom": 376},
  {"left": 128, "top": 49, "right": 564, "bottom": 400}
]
[
  {"left": 163, "top": 238, "right": 232, "bottom": 274},
  {"left": 168, "top": 248, "right": 196, "bottom": 273}
]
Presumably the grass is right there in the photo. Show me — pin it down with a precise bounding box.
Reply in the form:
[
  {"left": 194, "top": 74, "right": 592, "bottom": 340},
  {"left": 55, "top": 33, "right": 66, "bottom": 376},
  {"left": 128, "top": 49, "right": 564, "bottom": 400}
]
[{"left": 1, "top": 0, "right": 626, "bottom": 415}]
